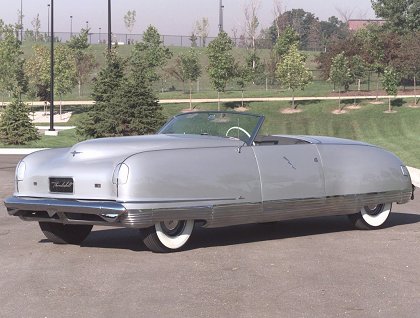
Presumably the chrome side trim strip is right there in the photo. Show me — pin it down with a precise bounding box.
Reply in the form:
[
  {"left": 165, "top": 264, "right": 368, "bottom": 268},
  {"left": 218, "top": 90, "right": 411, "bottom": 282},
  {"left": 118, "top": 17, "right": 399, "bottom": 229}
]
[{"left": 4, "top": 189, "right": 412, "bottom": 228}]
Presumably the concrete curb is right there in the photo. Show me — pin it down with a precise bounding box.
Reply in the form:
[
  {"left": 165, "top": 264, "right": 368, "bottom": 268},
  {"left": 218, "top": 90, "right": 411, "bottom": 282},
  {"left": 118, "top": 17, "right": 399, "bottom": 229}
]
[{"left": 1, "top": 147, "right": 419, "bottom": 188}]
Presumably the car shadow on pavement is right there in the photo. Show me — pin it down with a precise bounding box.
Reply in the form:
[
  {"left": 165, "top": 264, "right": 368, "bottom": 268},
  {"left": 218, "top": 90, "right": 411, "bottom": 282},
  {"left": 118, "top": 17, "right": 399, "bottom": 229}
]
[
  {"left": 189, "top": 212, "right": 420, "bottom": 250},
  {"left": 79, "top": 228, "right": 148, "bottom": 252},
  {"left": 64, "top": 212, "right": 420, "bottom": 252}
]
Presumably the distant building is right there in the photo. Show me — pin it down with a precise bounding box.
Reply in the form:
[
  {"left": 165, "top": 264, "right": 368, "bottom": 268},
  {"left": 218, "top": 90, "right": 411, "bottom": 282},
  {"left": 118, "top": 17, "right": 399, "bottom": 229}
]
[{"left": 348, "top": 19, "right": 385, "bottom": 31}]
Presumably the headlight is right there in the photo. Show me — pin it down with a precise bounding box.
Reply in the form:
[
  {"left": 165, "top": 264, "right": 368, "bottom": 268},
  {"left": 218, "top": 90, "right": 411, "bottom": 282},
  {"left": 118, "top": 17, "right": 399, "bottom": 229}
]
[
  {"left": 16, "top": 160, "right": 26, "bottom": 181},
  {"left": 112, "top": 163, "right": 129, "bottom": 185}
]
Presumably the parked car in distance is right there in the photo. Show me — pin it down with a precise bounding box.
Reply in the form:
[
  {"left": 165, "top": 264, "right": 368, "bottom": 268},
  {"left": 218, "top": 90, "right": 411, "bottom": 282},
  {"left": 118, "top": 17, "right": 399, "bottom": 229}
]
[{"left": 4, "top": 111, "right": 414, "bottom": 252}]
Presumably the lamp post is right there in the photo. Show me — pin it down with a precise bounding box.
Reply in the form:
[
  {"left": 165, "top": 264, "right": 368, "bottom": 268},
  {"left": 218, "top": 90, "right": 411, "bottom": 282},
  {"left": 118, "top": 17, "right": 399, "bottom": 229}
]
[
  {"left": 99, "top": 27, "right": 101, "bottom": 43},
  {"left": 47, "top": 4, "right": 50, "bottom": 38},
  {"left": 70, "top": 15, "right": 73, "bottom": 37},
  {"left": 86, "top": 21, "right": 89, "bottom": 29},
  {"left": 49, "top": 0, "right": 55, "bottom": 132}
]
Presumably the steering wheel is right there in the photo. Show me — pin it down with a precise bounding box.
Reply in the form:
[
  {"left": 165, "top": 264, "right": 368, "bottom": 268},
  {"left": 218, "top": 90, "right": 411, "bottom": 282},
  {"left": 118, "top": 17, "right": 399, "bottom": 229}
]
[{"left": 225, "top": 126, "right": 252, "bottom": 143}]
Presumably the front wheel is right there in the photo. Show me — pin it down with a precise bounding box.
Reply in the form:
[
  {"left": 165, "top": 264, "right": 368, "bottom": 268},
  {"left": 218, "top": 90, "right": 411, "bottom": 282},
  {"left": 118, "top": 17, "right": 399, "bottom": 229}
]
[
  {"left": 39, "top": 222, "right": 93, "bottom": 244},
  {"left": 140, "top": 220, "right": 194, "bottom": 253},
  {"left": 348, "top": 203, "right": 392, "bottom": 230}
]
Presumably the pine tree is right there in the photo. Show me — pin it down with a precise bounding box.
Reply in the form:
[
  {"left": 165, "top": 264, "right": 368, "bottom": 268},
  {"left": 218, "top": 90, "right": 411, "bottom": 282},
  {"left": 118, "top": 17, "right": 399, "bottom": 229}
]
[
  {"left": 0, "top": 98, "right": 39, "bottom": 144},
  {"left": 77, "top": 45, "right": 165, "bottom": 138}
]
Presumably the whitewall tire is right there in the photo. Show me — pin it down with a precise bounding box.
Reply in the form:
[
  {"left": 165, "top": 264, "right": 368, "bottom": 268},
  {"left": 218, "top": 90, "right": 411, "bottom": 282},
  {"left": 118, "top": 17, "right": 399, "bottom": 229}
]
[
  {"left": 348, "top": 203, "right": 392, "bottom": 230},
  {"left": 141, "top": 219, "right": 194, "bottom": 253}
]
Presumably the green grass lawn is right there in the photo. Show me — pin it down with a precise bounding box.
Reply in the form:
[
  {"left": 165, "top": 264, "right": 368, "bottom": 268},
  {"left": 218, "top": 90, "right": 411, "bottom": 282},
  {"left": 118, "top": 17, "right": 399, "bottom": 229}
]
[{"left": 2, "top": 99, "right": 419, "bottom": 168}]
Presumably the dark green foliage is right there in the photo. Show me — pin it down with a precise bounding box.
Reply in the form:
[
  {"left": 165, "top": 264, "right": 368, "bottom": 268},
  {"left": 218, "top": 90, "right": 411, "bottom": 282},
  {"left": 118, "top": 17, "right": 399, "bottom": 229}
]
[
  {"left": 0, "top": 98, "right": 39, "bottom": 145},
  {"left": 77, "top": 45, "right": 165, "bottom": 139},
  {"left": 371, "top": 0, "right": 420, "bottom": 33}
]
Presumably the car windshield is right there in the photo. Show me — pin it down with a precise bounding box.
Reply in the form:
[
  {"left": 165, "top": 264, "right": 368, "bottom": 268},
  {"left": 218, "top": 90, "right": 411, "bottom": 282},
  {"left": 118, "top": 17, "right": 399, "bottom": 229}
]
[{"left": 158, "top": 111, "right": 264, "bottom": 145}]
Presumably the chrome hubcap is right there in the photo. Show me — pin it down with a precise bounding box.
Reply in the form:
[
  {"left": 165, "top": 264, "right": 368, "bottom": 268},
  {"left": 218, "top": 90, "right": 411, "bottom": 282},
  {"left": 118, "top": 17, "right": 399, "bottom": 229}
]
[
  {"left": 160, "top": 220, "right": 186, "bottom": 237},
  {"left": 364, "top": 204, "right": 384, "bottom": 216}
]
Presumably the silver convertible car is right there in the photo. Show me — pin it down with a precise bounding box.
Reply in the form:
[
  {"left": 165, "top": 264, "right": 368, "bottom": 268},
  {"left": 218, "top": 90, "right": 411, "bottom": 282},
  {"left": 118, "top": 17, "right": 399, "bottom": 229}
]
[{"left": 4, "top": 111, "right": 414, "bottom": 252}]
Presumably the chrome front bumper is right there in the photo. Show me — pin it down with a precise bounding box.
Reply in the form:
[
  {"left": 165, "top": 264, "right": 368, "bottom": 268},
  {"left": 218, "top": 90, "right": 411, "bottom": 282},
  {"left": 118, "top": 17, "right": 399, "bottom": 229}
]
[
  {"left": 4, "top": 196, "right": 143, "bottom": 227},
  {"left": 4, "top": 196, "right": 211, "bottom": 228}
]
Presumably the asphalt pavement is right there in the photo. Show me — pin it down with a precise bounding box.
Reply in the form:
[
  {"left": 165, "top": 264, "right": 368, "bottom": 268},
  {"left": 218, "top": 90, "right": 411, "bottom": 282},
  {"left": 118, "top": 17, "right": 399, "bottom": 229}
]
[{"left": 1, "top": 155, "right": 419, "bottom": 318}]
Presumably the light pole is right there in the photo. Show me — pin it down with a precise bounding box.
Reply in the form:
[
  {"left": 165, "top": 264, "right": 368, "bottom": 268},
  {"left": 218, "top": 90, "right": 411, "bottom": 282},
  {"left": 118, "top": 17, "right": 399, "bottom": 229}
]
[
  {"left": 47, "top": 4, "right": 50, "bottom": 38},
  {"left": 70, "top": 15, "right": 73, "bottom": 37},
  {"left": 86, "top": 21, "right": 89, "bottom": 30},
  {"left": 218, "top": 0, "right": 224, "bottom": 33},
  {"left": 49, "top": 0, "right": 55, "bottom": 132},
  {"left": 99, "top": 27, "right": 101, "bottom": 43}
]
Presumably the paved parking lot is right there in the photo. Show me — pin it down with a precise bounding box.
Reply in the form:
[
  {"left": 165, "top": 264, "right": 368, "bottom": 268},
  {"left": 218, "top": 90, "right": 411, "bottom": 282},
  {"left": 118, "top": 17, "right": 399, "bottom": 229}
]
[{"left": 1, "top": 155, "right": 419, "bottom": 318}]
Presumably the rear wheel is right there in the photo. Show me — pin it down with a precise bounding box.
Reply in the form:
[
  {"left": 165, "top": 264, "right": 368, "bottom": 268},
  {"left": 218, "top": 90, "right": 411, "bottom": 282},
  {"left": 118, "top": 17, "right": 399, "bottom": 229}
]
[
  {"left": 141, "top": 219, "right": 194, "bottom": 253},
  {"left": 39, "top": 222, "right": 93, "bottom": 244},
  {"left": 348, "top": 203, "right": 392, "bottom": 230}
]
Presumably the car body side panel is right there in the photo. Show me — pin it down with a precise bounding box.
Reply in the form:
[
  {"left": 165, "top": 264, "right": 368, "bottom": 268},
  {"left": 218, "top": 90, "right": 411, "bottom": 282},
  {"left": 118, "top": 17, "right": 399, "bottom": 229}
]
[
  {"left": 119, "top": 146, "right": 263, "bottom": 214},
  {"left": 317, "top": 144, "right": 412, "bottom": 197},
  {"left": 252, "top": 144, "right": 325, "bottom": 202}
]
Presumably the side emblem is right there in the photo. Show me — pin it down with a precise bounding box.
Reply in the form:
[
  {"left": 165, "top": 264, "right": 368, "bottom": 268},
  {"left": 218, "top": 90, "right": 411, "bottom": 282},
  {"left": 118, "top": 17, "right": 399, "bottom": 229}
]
[{"left": 71, "top": 150, "right": 82, "bottom": 157}]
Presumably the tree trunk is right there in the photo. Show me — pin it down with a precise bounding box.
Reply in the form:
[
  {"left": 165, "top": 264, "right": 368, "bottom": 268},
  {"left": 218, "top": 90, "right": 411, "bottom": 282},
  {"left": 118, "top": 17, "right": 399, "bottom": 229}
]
[
  {"left": 338, "top": 89, "right": 342, "bottom": 111},
  {"left": 376, "top": 73, "right": 380, "bottom": 101},
  {"left": 189, "top": 80, "right": 192, "bottom": 111},
  {"left": 414, "top": 75, "right": 417, "bottom": 105},
  {"left": 60, "top": 94, "right": 63, "bottom": 120},
  {"left": 217, "top": 91, "right": 220, "bottom": 111},
  {"left": 241, "top": 90, "right": 244, "bottom": 108},
  {"left": 78, "top": 80, "right": 81, "bottom": 97},
  {"left": 388, "top": 97, "right": 391, "bottom": 112},
  {"left": 292, "top": 93, "right": 296, "bottom": 109}
]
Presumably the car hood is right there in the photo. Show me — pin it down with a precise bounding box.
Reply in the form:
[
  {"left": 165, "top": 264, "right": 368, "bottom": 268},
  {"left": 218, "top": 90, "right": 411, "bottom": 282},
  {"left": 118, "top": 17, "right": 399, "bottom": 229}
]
[{"left": 68, "top": 134, "right": 242, "bottom": 161}]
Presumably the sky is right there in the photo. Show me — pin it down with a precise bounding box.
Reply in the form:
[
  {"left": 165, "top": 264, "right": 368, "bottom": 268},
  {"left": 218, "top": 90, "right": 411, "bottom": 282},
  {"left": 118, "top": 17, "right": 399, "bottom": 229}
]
[{"left": 0, "top": 0, "right": 377, "bottom": 37}]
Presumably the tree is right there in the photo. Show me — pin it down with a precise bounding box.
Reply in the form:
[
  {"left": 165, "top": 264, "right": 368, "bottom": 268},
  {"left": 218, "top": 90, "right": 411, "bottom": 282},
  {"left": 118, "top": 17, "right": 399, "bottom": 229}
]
[
  {"left": 24, "top": 45, "right": 50, "bottom": 101},
  {"left": 207, "top": 31, "right": 236, "bottom": 110},
  {"left": 371, "top": 0, "right": 420, "bottom": 33},
  {"left": 269, "top": 9, "right": 319, "bottom": 50},
  {"left": 54, "top": 45, "right": 77, "bottom": 115},
  {"left": 131, "top": 25, "right": 172, "bottom": 83},
  {"left": 0, "top": 23, "right": 28, "bottom": 99},
  {"left": 276, "top": 44, "right": 312, "bottom": 109},
  {"left": 189, "top": 32, "right": 198, "bottom": 47},
  {"left": 195, "top": 18, "right": 209, "bottom": 47},
  {"left": 68, "top": 29, "right": 98, "bottom": 97},
  {"left": 31, "top": 14, "right": 41, "bottom": 42},
  {"left": 329, "top": 52, "right": 352, "bottom": 111},
  {"left": 25, "top": 44, "right": 76, "bottom": 110},
  {"left": 78, "top": 44, "right": 165, "bottom": 138},
  {"left": 180, "top": 49, "right": 201, "bottom": 110},
  {"left": 382, "top": 66, "right": 400, "bottom": 112},
  {"left": 349, "top": 55, "right": 368, "bottom": 91},
  {"left": 0, "top": 23, "right": 37, "bottom": 145},
  {"left": 274, "top": 26, "right": 300, "bottom": 59},
  {"left": 244, "top": 0, "right": 260, "bottom": 68},
  {"left": 124, "top": 10, "right": 136, "bottom": 44},
  {"left": 0, "top": 98, "right": 39, "bottom": 145},
  {"left": 392, "top": 32, "right": 420, "bottom": 105},
  {"left": 235, "top": 65, "right": 252, "bottom": 108},
  {"left": 77, "top": 49, "right": 125, "bottom": 138},
  {"left": 319, "top": 16, "right": 349, "bottom": 47}
]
